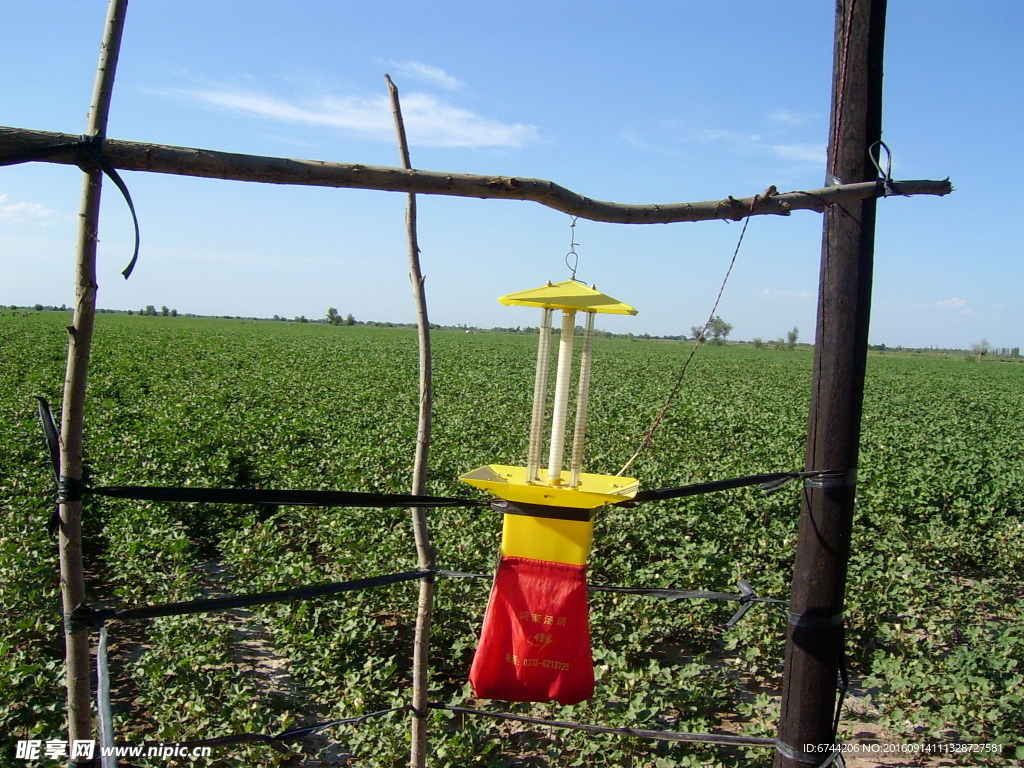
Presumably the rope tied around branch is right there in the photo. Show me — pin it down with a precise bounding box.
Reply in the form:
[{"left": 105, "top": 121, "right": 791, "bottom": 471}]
[{"left": 616, "top": 195, "right": 757, "bottom": 477}]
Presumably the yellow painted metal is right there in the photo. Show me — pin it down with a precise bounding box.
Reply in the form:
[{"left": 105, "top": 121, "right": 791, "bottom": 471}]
[
  {"left": 459, "top": 464, "right": 639, "bottom": 509},
  {"left": 498, "top": 280, "right": 638, "bottom": 316},
  {"left": 501, "top": 514, "right": 593, "bottom": 566}
]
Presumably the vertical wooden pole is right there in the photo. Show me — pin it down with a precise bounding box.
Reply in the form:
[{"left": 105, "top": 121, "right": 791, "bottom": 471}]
[
  {"left": 59, "top": 0, "right": 130, "bottom": 756},
  {"left": 775, "top": 1, "right": 886, "bottom": 765},
  {"left": 385, "top": 75, "right": 436, "bottom": 768}
]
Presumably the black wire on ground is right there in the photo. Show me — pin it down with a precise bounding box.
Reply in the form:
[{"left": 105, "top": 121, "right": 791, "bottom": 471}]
[
  {"left": 168, "top": 706, "right": 409, "bottom": 754},
  {"left": 429, "top": 703, "right": 777, "bottom": 749}
]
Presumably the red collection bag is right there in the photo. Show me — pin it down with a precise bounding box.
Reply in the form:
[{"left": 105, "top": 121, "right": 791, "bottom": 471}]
[{"left": 469, "top": 556, "right": 594, "bottom": 705}]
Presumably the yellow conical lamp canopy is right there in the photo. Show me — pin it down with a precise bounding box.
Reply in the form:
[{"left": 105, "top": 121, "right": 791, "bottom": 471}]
[{"left": 498, "top": 280, "right": 637, "bottom": 316}]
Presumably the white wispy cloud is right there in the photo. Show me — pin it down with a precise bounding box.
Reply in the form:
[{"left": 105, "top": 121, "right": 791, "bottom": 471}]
[
  {"left": 0, "top": 194, "right": 64, "bottom": 224},
  {"left": 167, "top": 85, "right": 538, "bottom": 148},
  {"left": 623, "top": 116, "right": 824, "bottom": 170},
  {"left": 934, "top": 296, "right": 967, "bottom": 309},
  {"left": 767, "top": 109, "right": 817, "bottom": 127},
  {"left": 771, "top": 142, "right": 825, "bottom": 164},
  {"left": 690, "top": 128, "right": 762, "bottom": 151},
  {"left": 388, "top": 61, "right": 464, "bottom": 91},
  {"left": 761, "top": 288, "right": 814, "bottom": 299}
]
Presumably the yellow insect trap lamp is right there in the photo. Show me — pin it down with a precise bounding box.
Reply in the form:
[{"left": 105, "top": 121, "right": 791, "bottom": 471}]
[{"left": 461, "top": 280, "right": 638, "bottom": 705}]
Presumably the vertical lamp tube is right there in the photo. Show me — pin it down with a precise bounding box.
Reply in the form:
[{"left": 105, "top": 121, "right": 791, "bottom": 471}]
[
  {"left": 547, "top": 310, "right": 577, "bottom": 484},
  {"left": 569, "top": 312, "right": 595, "bottom": 488},
  {"left": 527, "top": 308, "right": 553, "bottom": 482}
]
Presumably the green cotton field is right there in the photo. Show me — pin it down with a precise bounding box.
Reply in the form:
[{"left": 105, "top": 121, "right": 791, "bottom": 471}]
[{"left": 1, "top": 310, "right": 1022, "bottom": 767}]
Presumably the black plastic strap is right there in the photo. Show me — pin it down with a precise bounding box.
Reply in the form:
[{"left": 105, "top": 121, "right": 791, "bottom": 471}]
[
  {"left": 491, "top": 499, "right": 594, "bottom": 521},
  {"left": 57, "top": 476, "right": 86, "bottom": 504},
  {"left": 591, "top": 584, "right": 740, "bottom": 602},
  {"left": 34, "top": 397, "right": 61, "bottom": 482},
  {"left": 592, "top": 579, "right": 785, "bottom": 627},
  {"left": 804, "top": 469, "right": 857, "bottom": 489},
  {"left": 1, "top": 135, "right": 140, "bottom": 278},
  {"left": 34, "top": 397, "right": 62, "bottom": 537},
  {"left": 787, "top": 610, "right": 845, "bottom": 629},
  {"left": 107, "top": 570, "right": 429, "bottom": 624},
  {"left": 85, "top": 484, "right": 486, "bottom": 509},
  {"left": 437, "top": 570, "right": 784, "bottom": 627},
  {"left": 624, "top": 469, "right": 844, "bottom": 505},
  {"left": 274, "top": 706, "right": 410, "bottom": 738},
  {"left": 726, "top": 579, "right": 758, "bottom": 628},
  {"left": 434, "top": 569, "right": 489, "bottom": 581},
  {"left": 166, "top": 705, "right": 407, "bottom": 754},
  {"left": 66, "top": 603, "right": 116, "bottom": 633}
]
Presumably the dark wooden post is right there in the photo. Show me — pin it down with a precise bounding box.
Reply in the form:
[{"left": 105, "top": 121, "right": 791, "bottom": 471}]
[{"left": 775, "top": 1, "right": 886, "bottom": 765}]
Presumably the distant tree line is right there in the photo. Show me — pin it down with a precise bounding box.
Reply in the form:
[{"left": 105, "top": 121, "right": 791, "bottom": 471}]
[
  {"left": 4, "top": 305, "right": 1019, "bottom": 360},
  {"left": 133, "top": 305, "right": 178, "bottom": 317}
]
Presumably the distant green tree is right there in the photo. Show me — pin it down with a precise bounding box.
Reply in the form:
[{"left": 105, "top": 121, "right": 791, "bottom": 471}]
[
  {"left": 708, "top": 316, "right": 733, "bottom": 344},
  {"left": 971, "top": 338, "right": 990, "bottom": 362},
  {"left": 145, "top": 305, "right": 157, "bottom": 316},
  {"left": 33, "top": 303, "right": 43, "bottom": 311},
  {"left": 326, "top": 307, "right": 342, "bottom": 325},
  {"left": 170, "top": 308, "right": 178, "bottom": 317},
  {"left": 344, "top": 313, "right": 356, "bottom": 326},
  {"left": 786, "top": 326, "right": 799, "bottom": 349},
  {"left": 161, "top": 306, "right": 169, "bottom": 317}
]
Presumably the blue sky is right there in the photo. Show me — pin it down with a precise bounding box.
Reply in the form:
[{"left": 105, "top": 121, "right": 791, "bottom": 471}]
[{"left": 1, "top": 1, "right": 1021, "bottom": 350}]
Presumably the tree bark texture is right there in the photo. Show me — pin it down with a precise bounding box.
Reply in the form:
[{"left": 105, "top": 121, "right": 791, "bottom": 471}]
[
  {"left": 386, "top": 74, "right": 436, "bottom": 768},
  {"left": 0, "top": 126, "right": 950, "bottom": 225},
  {"left": 59, "top": 0, "right": 130, "bottom": 756},
  {"left": 775, "top": 1, "right": 887, "bottom": 765}
]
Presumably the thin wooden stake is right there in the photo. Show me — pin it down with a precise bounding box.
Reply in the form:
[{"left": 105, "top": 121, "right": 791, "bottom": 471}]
[
  {"left": 775, "top": 1, "right": 886, "bottom": 765},
  {"left": 58, "top": 0, "right": 130, "bottom": 754},
  {"left": 386, "top": 74, "right": 436, "bottom": 768}
]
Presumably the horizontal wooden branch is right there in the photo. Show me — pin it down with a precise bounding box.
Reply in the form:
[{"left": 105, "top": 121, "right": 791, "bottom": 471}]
[{"left": 0, "top": 126, "right": 952, "bottom": 224}]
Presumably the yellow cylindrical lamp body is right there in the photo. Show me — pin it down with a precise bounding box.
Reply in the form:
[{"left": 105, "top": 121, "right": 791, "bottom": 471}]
[
  {"left": 569, "top": 312, "right": 595, "bottom": 488},
  {"left": 547, "top": 310, "right": 577, "bottom": 484}
]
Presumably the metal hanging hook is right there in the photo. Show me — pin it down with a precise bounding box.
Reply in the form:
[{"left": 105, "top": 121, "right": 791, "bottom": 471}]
[{"left": 565, "top": 216, "right": 580, "bottom": 280}]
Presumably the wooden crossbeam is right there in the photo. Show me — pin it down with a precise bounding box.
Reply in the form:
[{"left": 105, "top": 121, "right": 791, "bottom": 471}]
[{"left": 0, "top": 126, "right": 951, "bottom": 224}]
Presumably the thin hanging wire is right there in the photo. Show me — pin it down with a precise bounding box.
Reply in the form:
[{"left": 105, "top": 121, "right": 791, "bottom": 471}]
[
  {"left": 565, "top": 216, "right": 580, "bottom": 280},
  {"left": 616, "top": 209, "right": 754, "bottom": 477}
]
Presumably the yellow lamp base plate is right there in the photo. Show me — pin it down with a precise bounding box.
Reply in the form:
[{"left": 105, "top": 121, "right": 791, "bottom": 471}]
[{"left": 459, "top": 464, "right": 639, "bottom": 509}]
